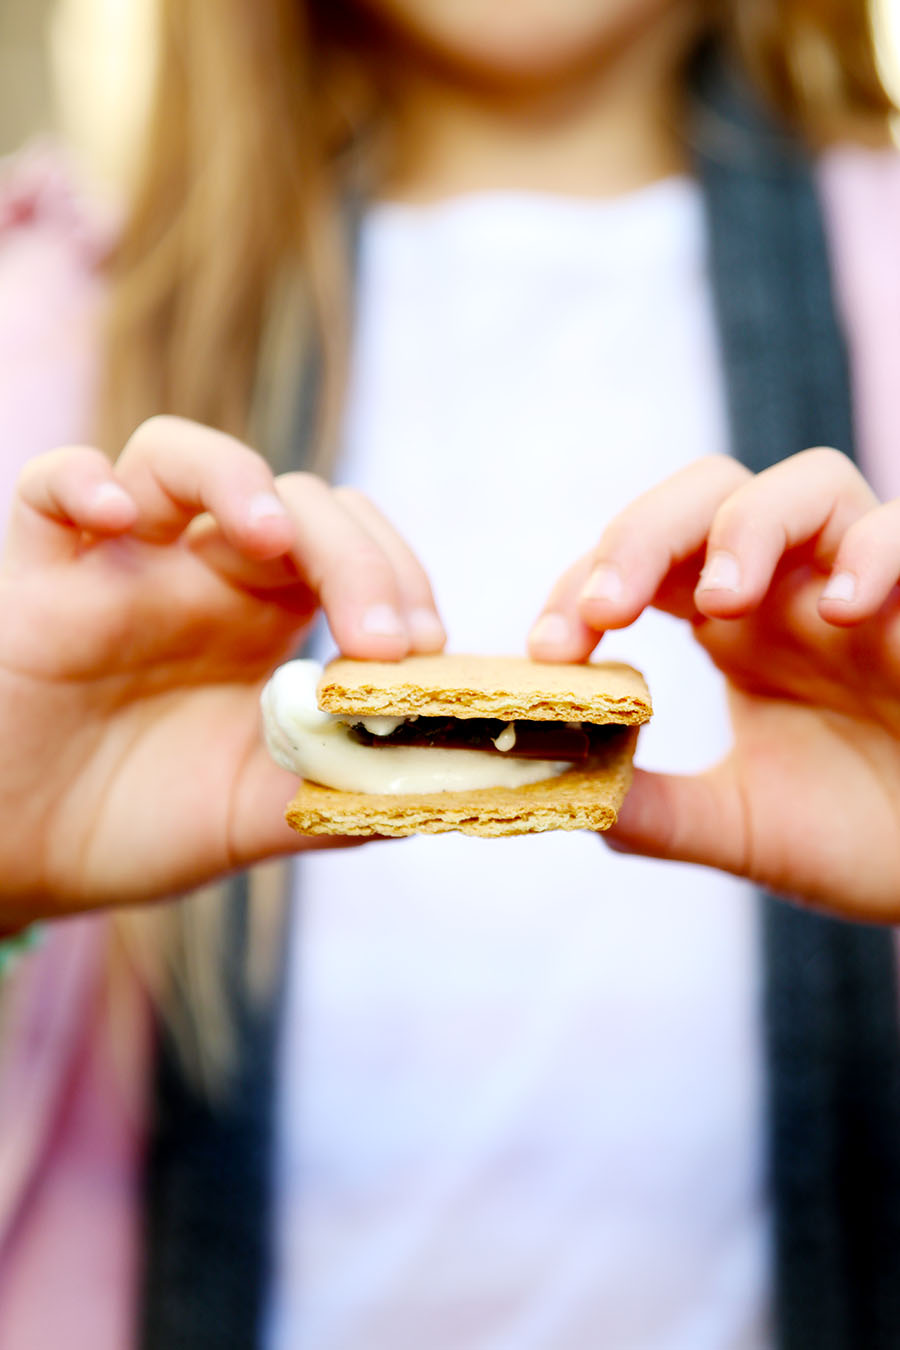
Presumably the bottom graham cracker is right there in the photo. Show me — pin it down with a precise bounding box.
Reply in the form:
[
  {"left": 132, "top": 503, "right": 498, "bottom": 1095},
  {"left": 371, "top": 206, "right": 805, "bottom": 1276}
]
[{"left": 285, "top": 728, "right": 638, "bottom": 838}]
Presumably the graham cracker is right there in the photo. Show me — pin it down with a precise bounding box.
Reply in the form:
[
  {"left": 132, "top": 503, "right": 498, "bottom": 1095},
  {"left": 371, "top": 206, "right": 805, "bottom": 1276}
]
[
  {"left": 318, "top": 654, "right": 651, "bottom": 725},
  {"left": 285, "top": 728, "right": 638, "bottom": 838}
]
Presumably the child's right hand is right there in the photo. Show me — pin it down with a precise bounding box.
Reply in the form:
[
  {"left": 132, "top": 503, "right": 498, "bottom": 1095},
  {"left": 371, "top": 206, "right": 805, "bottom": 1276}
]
[{"left": 0, "top": 416, "right": 445, "bottom": 923}]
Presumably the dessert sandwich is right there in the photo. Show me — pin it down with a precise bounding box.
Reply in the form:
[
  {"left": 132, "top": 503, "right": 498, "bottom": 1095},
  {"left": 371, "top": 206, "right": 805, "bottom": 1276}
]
[{"left": 261, "top": 653, "right": 652, "bottom": 838}]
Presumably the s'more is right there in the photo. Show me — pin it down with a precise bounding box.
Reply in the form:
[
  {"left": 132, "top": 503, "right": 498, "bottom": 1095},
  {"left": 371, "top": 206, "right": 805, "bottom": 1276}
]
[{"left": 261, "top": 653, "right": 652, "bottom": 838}]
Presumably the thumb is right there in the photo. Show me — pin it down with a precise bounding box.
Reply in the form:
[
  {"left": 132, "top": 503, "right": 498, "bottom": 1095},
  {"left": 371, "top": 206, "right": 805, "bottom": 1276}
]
[{"left": 606, "top": 764, "right": 749, "bottom": 878}]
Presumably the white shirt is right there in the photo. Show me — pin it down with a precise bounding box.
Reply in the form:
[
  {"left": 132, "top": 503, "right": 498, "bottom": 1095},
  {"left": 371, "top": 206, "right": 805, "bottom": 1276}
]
[{"left": 267, "top": 179, "right": 771, "bottom": 1350}]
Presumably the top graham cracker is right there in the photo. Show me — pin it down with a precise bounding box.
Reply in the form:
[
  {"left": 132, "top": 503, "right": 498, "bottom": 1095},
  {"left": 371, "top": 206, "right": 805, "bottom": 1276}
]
[{"left": 318, "top": 654, "right": 652, "bottom": 725}]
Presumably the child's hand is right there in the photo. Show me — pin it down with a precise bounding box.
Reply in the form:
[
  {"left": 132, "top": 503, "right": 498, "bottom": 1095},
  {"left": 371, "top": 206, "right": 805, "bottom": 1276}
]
[
  {"left": 529, "top": 449, "right": 900, "bottom": 921},
  {"left": 0, "top": 416, "right": 445, "bottom": 921}
]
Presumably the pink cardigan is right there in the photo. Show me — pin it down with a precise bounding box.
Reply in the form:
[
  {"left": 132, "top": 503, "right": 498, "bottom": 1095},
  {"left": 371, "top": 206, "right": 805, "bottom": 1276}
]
[{"left": 0, "top": 142, "right": 899, "bottom": 1347}]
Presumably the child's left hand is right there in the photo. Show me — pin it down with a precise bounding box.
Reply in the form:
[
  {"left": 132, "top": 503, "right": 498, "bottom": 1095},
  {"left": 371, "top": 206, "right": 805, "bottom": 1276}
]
[{"left": 529, "top": 448, "right": 900, "bottom": 921}]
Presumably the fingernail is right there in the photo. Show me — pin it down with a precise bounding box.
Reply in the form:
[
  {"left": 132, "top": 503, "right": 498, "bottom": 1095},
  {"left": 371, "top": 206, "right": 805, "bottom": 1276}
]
[
  {"left": 408, "top": 607, "right": 445, "bottom": 648},
  {"left": 361, "top": 603, "right": 406, "bottom": 638},
  {"left": 91, "top": 482, "right": 133, "bottom": 513},
  {"left": 247, "top": 491, "right": 288, "bottom": 524},
  {"left": 580, "top": 564, "right": 623, "bottom": 605},
  {"left": 529, "top": 613, "right": 570, "bottom": 649},
  {"left": 822, "top": 570, "right": 857, "bottom": 604},
  {"left": 698, "top": 550, "right": 741, "bottom": 593}
]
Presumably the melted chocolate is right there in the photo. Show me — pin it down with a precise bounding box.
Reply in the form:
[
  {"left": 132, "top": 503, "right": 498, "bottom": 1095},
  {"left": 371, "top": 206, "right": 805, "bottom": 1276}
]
[{"left": 348, "top": 716, "right": 622, "bottom": 763}]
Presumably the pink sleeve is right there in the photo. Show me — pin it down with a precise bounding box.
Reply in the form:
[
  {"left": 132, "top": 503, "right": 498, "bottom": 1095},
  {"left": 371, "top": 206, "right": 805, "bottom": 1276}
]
[
  {"left": 0, "top": 144, "right": 114, "bottom": 531},
  {"left": 819, "top": 145, "right": 900, "bottom": 500}
]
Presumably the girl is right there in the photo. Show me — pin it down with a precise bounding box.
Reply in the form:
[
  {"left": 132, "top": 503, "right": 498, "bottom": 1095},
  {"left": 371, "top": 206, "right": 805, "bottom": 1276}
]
[{"left": 1, "top": 3, "right": 900, "bottom": 1348}]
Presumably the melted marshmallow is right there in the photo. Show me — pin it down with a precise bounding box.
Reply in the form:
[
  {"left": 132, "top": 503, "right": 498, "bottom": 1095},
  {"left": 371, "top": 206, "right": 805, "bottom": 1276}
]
[
  {"left": 492, "top": 723, "right": 517, "bottom": 753},
  {"left": 260, "top": 660, "right": 568, "bottom": 795}
]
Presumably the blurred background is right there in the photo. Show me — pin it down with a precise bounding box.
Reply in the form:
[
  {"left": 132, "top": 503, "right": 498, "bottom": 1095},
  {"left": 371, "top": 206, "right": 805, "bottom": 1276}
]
[
  {"left": 2, "top": 0, "right": 900, "bottom": 193},
  {"left": 0, "top": 0, "right": 156, "bottom": 187}
]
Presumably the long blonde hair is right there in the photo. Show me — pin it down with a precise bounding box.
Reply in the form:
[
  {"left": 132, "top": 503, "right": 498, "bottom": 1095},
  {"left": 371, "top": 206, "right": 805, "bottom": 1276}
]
[{"left": 99, "top": 0, "right": 895, "bottom": 1072}]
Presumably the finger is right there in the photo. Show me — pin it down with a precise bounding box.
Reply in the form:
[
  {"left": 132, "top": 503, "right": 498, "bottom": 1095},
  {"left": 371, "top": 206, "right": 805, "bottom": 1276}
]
[
  {"left": 604, "top": 764, "right": 748, "bottom": 876},
  {"left": 115, "top": 415, "right": 295, "bottom": 559},
  {"left": 185, "top": 513, "right": 317, "bottom": 602},
  {"left": 527, "top": 559, "right": 606, "bottom": 663},
  {"left": 187, "top": 483, "right": 447, "bottom": 653},
  {"left": 694, "top": 447, "right": 876, "bottom": 618},
  {"left": 4, "top": 446, "right": 137, "bottom": 568},
  {"left": 529, "top": 456, "right": 749, "bottom": 662},
  {"left": 819, "top": 498, "right": 900, "bottom": 625},
  {"left": 276, "top": 472, "right": 414, "bottom": 659},
  {"left": 333, "top": 486, "right": 446, "bottom": 652}
]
